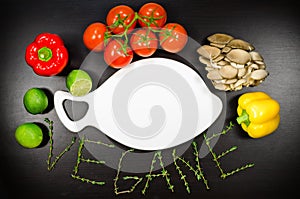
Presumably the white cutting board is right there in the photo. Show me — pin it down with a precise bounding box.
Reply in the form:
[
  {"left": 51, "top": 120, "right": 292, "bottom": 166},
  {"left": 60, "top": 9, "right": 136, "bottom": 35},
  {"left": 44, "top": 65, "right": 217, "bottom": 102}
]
[{"left": 54, "top": 58, "right": 222, "bottom": 150}]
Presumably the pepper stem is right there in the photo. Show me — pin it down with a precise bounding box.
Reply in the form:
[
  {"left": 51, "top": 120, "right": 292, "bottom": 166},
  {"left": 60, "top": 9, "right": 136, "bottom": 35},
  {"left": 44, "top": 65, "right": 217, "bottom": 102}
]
[
  {"left": 236, "top": 110, "right": 250, "bottom": 126},
  {"left": 38, "top": 47, "right": 52, "bottom": 62}
]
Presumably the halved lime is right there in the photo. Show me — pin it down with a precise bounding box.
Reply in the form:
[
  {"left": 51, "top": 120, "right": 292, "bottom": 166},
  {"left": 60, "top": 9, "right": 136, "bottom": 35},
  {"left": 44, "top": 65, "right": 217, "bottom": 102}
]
[
  {"left": 15, "top": 123, "right": 43, "bottom": 148},
  {"left": 23, "top": 88, "right": 48, "bottom": 114},
  {"left": 66, "top": 69, "right": 92, "bottom": 96}
]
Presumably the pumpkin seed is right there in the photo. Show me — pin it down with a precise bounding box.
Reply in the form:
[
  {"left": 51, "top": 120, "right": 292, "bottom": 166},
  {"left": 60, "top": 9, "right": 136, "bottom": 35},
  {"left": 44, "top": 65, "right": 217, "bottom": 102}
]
[
  {"left": 249, "top": 63, "right": 259, "bottom": 70},
  {"left": 213, "top": 54, "right": 225, "bottom": 62},
  {"left": 219, "top": 65, "right": 238, "bottom": 79},
  {"left": 217, "top": 60, "right": 229, "bottom": 66},
  {"left": 210, "top": 42, "right": 226, "bottom": 48},
  {"left": 207, "top": 33, "right": 234, "bottom": 44},
  {"left": 249, "top": 51, "right": 263, "bottom": 61},
  {"left": 197, "top": 45, "right": 221, "bottom": 59},
  {"left": 250, "top": 69, "right": 268, "bottom": 80},
  {"left": 226, "top": 49, "right": 251, "bottom": 65},
  {"left": 254, "top": 60, "right": 265, "bottom": 65},
  {"left": 234, "top": 85, "right": 243, "bottom": 91},
  {"left": 234, "top": 79, "right": 246, "bottom": 88},
  {"left": 205, "top": 66, "right": 215, "bottom": 71},
  {"left": 214, "top": 79, "right": 226, "bottom": 84},
  {"left": 199, "top": 56, "right": 211, "bottom": 65},
  {"left": 214, "top": 83, "right": 229, "bottom": 91},
  {"left": 207, "top": 70, "right": 222, "bottom": 80},
  {"left": 227, "top": 39, "right": 255, "bottom": 51},
  {"left": 225, "top": 78, "right": 238, "bottom": 84},
  {"left": 221, "top": 46, "right": 232, "bottom": 53},
  {"left": 237, "top": 68, "right": 246, "bottom": 78}
]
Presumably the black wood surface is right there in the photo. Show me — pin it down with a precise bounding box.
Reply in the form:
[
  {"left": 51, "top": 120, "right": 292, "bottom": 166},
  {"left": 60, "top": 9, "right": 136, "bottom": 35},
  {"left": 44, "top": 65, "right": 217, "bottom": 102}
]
[{"left": 1, "top": 0, "right": 300, "bottom": 198}]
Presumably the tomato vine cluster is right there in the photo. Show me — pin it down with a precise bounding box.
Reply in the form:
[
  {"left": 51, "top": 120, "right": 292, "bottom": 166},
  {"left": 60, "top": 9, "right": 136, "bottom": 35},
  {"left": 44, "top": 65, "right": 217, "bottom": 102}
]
[{"left": 83, "top": 2, "right": 188, "bottom": 68}]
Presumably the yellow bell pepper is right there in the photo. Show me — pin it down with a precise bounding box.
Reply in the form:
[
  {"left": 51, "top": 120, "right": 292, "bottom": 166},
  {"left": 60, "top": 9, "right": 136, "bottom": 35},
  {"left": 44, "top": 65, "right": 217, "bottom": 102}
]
[{"left": 236, "top": 91, "right": 280, "bottom": 138}]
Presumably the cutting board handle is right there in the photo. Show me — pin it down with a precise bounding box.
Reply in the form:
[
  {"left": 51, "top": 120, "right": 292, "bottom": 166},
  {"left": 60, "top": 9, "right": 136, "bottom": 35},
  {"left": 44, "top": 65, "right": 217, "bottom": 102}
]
[{"left": 54, "top": 90, "right": 93, "bottom": 132}]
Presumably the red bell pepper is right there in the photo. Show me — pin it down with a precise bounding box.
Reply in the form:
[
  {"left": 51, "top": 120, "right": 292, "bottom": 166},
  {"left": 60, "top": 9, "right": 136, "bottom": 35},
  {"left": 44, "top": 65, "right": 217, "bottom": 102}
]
[{"left": 25, "top": 33, "right": 69, "bottom": 76}]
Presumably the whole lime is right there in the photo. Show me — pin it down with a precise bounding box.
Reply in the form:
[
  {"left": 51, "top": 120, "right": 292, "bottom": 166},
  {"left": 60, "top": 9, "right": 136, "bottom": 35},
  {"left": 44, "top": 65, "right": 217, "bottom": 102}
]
[
  {"left": 23, "top": 88, "right": 48, "bottom": 114},
  {"left": 15, "top": 123, "right": 43, "bottom": 148}
]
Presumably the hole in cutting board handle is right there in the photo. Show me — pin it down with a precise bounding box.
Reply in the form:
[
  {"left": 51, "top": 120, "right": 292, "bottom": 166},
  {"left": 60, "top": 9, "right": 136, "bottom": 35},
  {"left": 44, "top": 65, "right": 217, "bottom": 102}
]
[{"left": 63, "top": 100, "right": 89, "bottom": 121}]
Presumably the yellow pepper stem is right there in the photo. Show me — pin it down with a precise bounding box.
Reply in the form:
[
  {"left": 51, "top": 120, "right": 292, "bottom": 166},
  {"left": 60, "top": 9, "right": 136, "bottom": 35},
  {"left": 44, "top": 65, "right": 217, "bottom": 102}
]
[{"left": 236, "top": 110, "right": 250, "bottom": 126}]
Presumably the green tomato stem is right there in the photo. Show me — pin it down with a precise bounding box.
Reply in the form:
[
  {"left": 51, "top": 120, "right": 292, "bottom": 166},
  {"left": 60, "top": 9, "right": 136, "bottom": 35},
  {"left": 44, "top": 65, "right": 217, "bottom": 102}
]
[{"left": 104, "top": 11, "right": 164, "bottom": 54}]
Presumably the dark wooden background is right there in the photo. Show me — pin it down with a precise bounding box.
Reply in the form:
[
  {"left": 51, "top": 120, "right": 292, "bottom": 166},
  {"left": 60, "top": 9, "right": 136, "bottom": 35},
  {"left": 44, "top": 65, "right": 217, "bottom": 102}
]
[{"left": 1, "top": 0, "right": 299, "bottom": 198}]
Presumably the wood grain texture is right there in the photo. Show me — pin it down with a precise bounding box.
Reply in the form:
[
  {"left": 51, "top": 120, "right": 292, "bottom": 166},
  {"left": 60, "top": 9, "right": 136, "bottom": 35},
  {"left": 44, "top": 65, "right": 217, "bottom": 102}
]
[{"left": 1, "top": 0, "right": 299, "bottom": 198}]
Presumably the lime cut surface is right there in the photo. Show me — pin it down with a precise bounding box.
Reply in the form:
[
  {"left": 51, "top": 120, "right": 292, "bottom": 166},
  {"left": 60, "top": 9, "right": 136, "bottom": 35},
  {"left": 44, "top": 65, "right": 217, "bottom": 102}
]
[
  {"left": 66, "top": 69, "right": 92, "bottom": 96},
  {"left": 15, "top": 123, "right": 43, "bottom": 148},
  {"left": 23, "top": 88, "right": 48, "bottom": 114}
]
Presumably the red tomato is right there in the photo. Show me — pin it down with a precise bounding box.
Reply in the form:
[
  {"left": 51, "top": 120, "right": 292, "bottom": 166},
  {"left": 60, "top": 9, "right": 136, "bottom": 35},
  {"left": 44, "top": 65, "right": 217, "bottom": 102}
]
[
  {"left": 130, "top": 28, "right": 158, "bottom": 57},
  {"left": 106, "top": 5, "right": 137, "bottom": 34},
  {"left": 138, "top": 3, "right": 167, "bottom": 28},
  {"left": 83, "top": 22, "right": 107, "bottom": 52},
  {"left": 159, "top": 23, "right": 188, "bottom": 53},
  {"left": 104, "top": 39, "right": 133, "bottom": 68}
]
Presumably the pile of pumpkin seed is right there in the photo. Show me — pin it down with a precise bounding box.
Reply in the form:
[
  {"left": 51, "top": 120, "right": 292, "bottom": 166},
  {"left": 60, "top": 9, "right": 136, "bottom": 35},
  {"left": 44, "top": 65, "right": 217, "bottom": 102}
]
[{"left": 197, "top": 33, "right": 268, "bottom": 91}]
